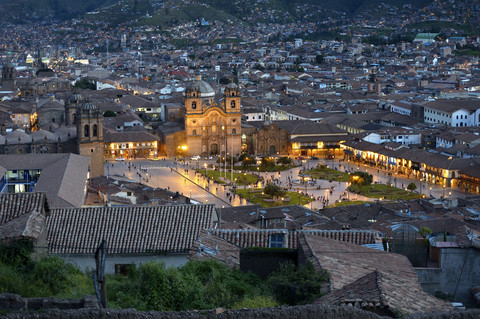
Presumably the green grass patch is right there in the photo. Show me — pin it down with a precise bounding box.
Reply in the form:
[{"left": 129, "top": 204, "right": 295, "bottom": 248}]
[
  {"left": 348, "top": 184, "right": 422, "bottom": 201},
  {"left": 236, "top": 188, "right": 311, "bottom": 207},
  {"left": 306, "top": 166, "right": 350, "bottom": 182},
  {"left": 197, "top": 170, "right": 259, "bottom": 185}
]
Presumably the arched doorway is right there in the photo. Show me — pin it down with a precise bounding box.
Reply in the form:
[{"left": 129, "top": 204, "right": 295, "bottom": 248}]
[
  {"left": 269, "top": 145, "right": 276, "bottom": 155},
  {"left": 211, "top": 143, "right": 218, "bottom": 155}
]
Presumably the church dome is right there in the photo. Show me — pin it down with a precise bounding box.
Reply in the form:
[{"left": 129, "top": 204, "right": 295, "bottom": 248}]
[
  {"left": 6, "top": 129, "right": 31, "bottom": 144},
  {"left": 81, "top": 101, "right": 98, "bottom": 111},
  {"left": 70, "top": 93, "right": 84, "bottom": 103},
  {"left": 185, "top": 80, "right": 215, "bottom": 98},
  {"left": 32, "top": 130, "right": 57, "bottom": 144}
]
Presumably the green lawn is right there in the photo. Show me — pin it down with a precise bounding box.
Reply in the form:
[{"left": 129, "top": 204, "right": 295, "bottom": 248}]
[
  {"left": 348, "top": 184, "right": 423, "bottom": 201},
  {"left": 236, "top": 188, "right": 312, "bottom": 208},
  {"left": 197, "top": 169, "right": 259, "bottom": 186},
  {"left": 306, "top": 166, "right": 350, "bottom": 182}
]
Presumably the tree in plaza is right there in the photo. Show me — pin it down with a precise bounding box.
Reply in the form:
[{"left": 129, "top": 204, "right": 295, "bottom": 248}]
[
  {"left": 349, "top": 171, "right": 373, "bottom": 192},
  {"left": 264, "top": 182, "right": 285, "bottom": 199},
  {"left": 216, "top": 155, "right": 238, "bottom": 164},
  {"left": 242, "top": 157, "right": 256, "bottom": 169},
  {"left": 276, "top": 156, "right": 292, "bottom": 166},
  {"left": 261, "top": 156, "right": 275, "bottom": 169},
  {"left": 407, "top": 182, "right": 417, "bottom": 192}
]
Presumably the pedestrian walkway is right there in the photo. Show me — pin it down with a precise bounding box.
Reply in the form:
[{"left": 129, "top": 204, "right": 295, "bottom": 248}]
[{"left": 190, "top": 193, "right": 214, "bottom": 199}]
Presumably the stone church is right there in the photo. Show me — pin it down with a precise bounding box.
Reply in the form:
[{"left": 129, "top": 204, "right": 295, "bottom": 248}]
[
  {"left": 0, "top": 93, "right": 105, "bottom": 178},
  {"left": 184, "top": 79, "right": 242, "bottom": 156}
]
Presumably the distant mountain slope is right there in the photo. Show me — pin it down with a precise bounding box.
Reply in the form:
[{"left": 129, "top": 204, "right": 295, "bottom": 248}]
[{"left": 0, "top": 0, "right": 116, "bottom": 23}]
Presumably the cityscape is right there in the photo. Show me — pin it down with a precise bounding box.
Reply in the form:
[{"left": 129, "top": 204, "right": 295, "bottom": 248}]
[{"left": 0, "top": 0, "right": 480, "bottom": 318}]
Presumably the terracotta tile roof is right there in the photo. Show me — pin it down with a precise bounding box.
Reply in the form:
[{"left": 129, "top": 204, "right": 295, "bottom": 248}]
[
  {"left": 455, "top": 225, "right": 480, "bottom": 249},
  {"left": 302, "top": 234, "right": 452, "bottom": 314},
  {"left": 189, "top": 229, "right": 240, "bottom": 268},
  {"left": 0, "top": 192, "right": 48, "bottom": 225},
  {"left": 103, "top": 130, "right": 160, "bottom": 143},
  {"left": 0, "top": 210, "right": 45, "bottom": 240},
  {"left": 319, "top": 202, "right": 406, "bottom": 229},
  {"left": 47, "top": 205, "right": 215, "bottom": 255},
  {"left": 205, "top": 229, "right": 377, "bottom": 249}
]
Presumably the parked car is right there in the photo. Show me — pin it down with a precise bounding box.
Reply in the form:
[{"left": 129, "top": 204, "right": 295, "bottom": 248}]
[
  {"left": 116, "top": 157, "right": 125, "bottom": 161},
  {"left": 326, "top": 154, "right": 335, "bottom": 159},
  {"left": 311, "top": 156, "right": 319, "bottom": 160},
  {"left": 191, "top": 155, "right": 201, "bottom": 160}
]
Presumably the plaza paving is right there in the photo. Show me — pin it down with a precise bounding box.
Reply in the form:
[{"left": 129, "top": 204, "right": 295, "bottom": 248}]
[{"left": 105, "top": 157, "right": 469, "bottom": 210}]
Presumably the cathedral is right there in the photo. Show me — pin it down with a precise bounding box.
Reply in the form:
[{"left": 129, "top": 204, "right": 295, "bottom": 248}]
[{"left": 184, "top": 79, "right": 242, "bottom": 156}]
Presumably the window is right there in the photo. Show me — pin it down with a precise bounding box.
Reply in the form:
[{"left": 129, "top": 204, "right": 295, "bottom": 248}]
[
  {"left": 84, "top": 124, "right": 90, "bottom": 137},
  {"left": 193, "top": 129, "right": 197, "bottom": 135},
  {"left": 269, "top": 234, "right": 284, "bottom": 248},
  {"left": 93, "top": 124, "right": 98, "bottom": 137},
  {"left": 232, "top": 128, "right": 236, "bottom": 134},
  {"left": 231, "top": 100, "right": 236, "bottom": 108},
  {"left": 192, "top": 101, "right": 197, "bottom": 109},
  {"left": 52, "top": 118, "right": 55, "bottom": 123}
]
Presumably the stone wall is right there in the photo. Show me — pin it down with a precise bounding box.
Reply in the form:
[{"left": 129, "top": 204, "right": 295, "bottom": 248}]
[
  {"left": 0, "top": 294, "right": 98, "bottom": 312},
  {"left": 2, "top": 305, "right": 480, "bottom": 319},
  {"left": 2, "top": 294, "right": 480, "bottom": 319}
]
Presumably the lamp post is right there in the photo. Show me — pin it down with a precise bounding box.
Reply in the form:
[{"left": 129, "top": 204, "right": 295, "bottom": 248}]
[
  {"left": 231, "top": 131, "right": 234, "bottom": 184},
  {"left": 429, "top": 187, "right": 432, "bottom": 197},
  {"left": 222, "top": 125, "right": 227, "bottom": 179}
]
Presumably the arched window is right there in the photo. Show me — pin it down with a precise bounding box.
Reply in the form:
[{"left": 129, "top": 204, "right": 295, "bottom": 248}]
[
  {"left": 84, "top": 124, "right": 90, "bottom": 137},
  {"left": 231, "top": 92, "right": 235, "bottom": 97},
  {"left": 230, "top": 100, "right": 236, "bottom": 108},
  {"left": 232, "top": 128, "right": 236, "bottom": 135},
  {"left": 193, "top": 129, "right": 197, "bottom": 135},
  {"left": 93, "top": 124, "right": 98, "bottom": 137},
  {"left": 192, "top": 101, "right": 197, "bottom": 109}
]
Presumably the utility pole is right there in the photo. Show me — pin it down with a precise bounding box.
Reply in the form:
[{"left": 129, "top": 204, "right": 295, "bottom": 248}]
[{"left": 93, "top": 240, "right": 107, "bottom": 308}]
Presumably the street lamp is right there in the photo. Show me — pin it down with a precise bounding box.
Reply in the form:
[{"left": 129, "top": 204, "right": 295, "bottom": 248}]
[
  {"left": 429, "top": 187, "right": 432, "bottom": 197},
  {"left": 231, "top": 130, "right": 234, "bottom": 184},
  {"left": 204, "top": 163, "right": 207, "bottom": 176}
]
